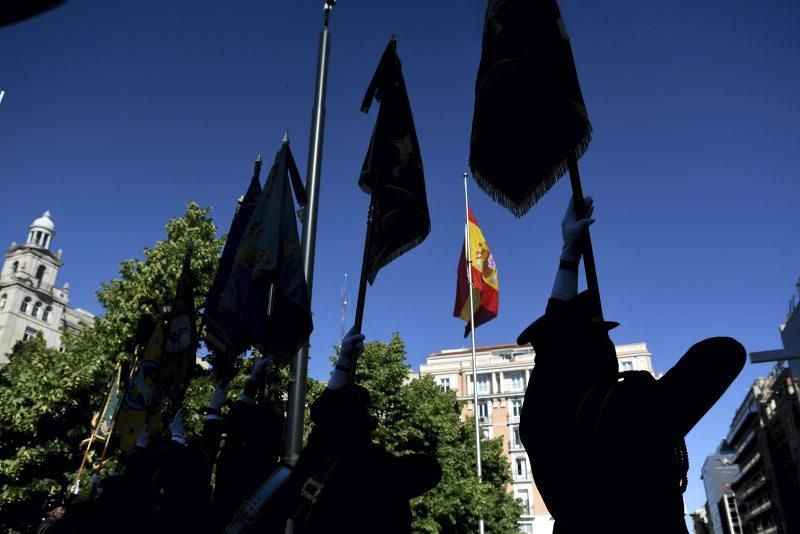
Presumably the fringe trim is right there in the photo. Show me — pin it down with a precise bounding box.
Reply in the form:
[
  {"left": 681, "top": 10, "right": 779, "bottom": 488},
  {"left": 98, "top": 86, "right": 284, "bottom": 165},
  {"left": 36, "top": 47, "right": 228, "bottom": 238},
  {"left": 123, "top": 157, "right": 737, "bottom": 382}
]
[
  {"left": 367, "top": 225, "right": 430, "bottom": 285},
  {"left": 470, "top": 101, "right": 592, "bottom": 218}
]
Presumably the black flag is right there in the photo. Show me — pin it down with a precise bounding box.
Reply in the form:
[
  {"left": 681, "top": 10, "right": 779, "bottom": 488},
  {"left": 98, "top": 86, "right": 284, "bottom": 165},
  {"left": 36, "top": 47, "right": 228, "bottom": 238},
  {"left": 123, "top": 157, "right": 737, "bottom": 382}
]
[
  {"left": 470, "top": 0, "right": 591, "bottom": 217},
  {"left": 204, "top": 158, "right": 262, "bottom": 361},
  {"left": 359, "top": 38, "right": 430, "bottom": 284}
]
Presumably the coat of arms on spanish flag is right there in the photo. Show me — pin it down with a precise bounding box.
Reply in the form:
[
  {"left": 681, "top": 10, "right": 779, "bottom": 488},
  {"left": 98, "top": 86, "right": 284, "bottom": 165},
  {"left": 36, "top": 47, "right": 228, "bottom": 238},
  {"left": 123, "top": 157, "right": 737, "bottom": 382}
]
[{"left": 454, "top": 207, "right": 499, "bottom": 336}]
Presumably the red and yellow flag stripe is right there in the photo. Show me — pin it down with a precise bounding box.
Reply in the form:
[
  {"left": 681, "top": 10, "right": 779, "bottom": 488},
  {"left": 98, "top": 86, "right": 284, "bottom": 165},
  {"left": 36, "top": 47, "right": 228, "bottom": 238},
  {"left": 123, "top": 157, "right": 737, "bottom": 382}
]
[{"left": 454, "top": 207, "right": 499, "bottom": 336}]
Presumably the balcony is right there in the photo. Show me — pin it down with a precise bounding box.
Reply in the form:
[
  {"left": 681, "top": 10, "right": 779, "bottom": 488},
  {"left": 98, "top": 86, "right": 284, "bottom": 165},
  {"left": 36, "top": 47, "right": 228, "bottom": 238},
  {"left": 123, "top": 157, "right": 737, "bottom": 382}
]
[
  {"left": 508, "top": 414, "right": 520, "bottom": 424},
  {"left": 753, "top": 525, "right": 777, "bottom": 534},
  {"left": 733, "top": 430, "right": 756, "bottom": 463},
  {"left": 737, "top": 475, "right": 767, "bottom": 501},
  {"left": 744, "top": 499, "right": 772, "bottom": 521},
  {"left": 734, "top": 451, "right": 762, "bottom": 484},
  {"left": 478, "top": 416, "right": 493, "bottom": 425}
]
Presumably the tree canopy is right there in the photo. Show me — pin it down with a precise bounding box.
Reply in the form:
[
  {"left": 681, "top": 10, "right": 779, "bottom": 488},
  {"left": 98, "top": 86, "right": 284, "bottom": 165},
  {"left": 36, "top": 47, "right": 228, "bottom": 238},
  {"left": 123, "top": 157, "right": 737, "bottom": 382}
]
[{"left": 0, "top": 203, "right": 223, "bottom": 531}]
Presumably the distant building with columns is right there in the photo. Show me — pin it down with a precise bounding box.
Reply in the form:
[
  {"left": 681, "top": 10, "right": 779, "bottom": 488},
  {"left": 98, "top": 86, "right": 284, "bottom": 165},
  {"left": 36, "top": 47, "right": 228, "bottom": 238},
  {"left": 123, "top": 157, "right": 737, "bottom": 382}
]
[
  {"left": 0, "top": 211, "right": 94, "bottom": 363},
  {"left": 419, "top": 341, "right": 654, "bottom": 534}
]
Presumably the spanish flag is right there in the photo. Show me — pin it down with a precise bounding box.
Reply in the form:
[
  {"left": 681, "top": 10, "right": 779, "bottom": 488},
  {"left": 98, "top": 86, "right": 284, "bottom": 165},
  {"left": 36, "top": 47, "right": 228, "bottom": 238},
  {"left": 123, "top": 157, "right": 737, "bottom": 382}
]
[{"left": 454, "top": 207, "right": 499, "bottom": 336}]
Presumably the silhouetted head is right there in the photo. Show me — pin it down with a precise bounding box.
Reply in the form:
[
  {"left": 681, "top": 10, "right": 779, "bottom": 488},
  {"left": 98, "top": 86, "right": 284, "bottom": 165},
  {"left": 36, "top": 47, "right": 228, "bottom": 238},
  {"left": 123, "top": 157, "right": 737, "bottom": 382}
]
[
  {"left": 310, "top": 385, "right": 377, "bottom": 445},
  {"left": 518, "top": 291, "right": 619, "bottom": 383}
]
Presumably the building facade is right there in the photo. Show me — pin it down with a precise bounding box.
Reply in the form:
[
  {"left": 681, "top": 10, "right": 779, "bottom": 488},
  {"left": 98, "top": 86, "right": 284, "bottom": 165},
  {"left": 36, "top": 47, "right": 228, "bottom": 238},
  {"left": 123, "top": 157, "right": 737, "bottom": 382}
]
[
  {"left": 726, "top": 366, "right": 800, "bottom": 534},
  {"left": 0, "top": 211, "right": 94, "bottom": 362},
  {"left": 723, "top": 284, "right": 800, "bottom": 534},
  {"left": 419, "top": 341, "right": 654, "bottom": 533},
  {"left": 701, "top": 440, "right": 741, "bottom": 534}
]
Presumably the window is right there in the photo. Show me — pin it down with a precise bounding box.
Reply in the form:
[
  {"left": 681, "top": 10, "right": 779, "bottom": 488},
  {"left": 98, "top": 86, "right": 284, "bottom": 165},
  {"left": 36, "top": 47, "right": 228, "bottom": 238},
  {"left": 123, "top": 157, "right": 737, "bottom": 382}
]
[
  {"left": 439, "top": 377, "right": 451, "bottom": 392},
  {"left": 481, "top": 426, "right": 493, "bottom": 440},
  {"left": 43, "top": 306, "right": 52, "bottom": 322},
  {"left": 520, "top": 525, "right": 533, "bottom": 534},
  {"left": 35, "top": 266, "right": 45, "bottom": 288},
  {"left": 478, "top": 400, "right": 491, "bottom": 419},
  {"left": 477, "top": 374, "right": 492, "bottom": 395},
  {"left": 515, "top": 457, "right": 528, "bottom": 480},
  {"left": 0, "top": 293, "right": 6, "bottom": 309},
  {"left": 32, "top": 301, "right": 42, "bottom": 318},
  {"left": 12, "top": 261, "right": 19, "bottom": 273},
  {"left": 499, "top": 352, "right": 513, "bottom": 361},
  {"left": 504, "top": 371, "right": 525, "bottom": 392},
  {"left": 512, "top": 426, "right": 523, "bottom": 449},
  {"left": 510, "top": 399, "right": 523, "bottom": 418},
  {"left": 23, "top": 327, "right": 39, "bottom": 341},
  {"left": 20, "top": 297, "right": 31, "bottom": 313},
  {"left": 515, "top": 488, "right": 531, "bottom": 515},
  {"left": 619, "top": 360, "right": 634, "bottom": 372}
]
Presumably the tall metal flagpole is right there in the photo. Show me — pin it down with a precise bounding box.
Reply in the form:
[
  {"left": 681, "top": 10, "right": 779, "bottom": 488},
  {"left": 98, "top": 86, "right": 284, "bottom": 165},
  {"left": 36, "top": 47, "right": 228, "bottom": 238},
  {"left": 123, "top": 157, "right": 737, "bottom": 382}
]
[
  {"left": 464, "top": 173, "right": 486, "bottom": 534},
  {"left": 284, "top": 0, "right": 335, "bottom": 468}
]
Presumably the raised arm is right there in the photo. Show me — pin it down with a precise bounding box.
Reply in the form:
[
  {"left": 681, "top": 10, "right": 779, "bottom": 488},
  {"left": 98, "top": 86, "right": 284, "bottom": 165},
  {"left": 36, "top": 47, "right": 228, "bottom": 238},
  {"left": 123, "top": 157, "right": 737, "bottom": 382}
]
[
  {"left": 327, "top": 327, "right": 365, "bottom": 390},
  {"left": 551, "top": 195, "right": 594, "bottom": 301}
]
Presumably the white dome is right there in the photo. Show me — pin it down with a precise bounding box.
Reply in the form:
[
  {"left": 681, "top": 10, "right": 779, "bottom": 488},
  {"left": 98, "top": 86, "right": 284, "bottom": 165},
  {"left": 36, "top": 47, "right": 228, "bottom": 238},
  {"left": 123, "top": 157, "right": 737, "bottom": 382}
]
[{"left": 30, "top": 210, "right": 55, "bottom": 233}]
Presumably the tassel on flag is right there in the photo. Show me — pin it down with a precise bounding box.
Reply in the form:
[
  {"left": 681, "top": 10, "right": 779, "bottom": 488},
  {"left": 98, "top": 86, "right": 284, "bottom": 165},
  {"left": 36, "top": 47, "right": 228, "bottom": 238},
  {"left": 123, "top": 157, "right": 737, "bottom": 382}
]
[
  {"left": 205, "top": 157, "right": 263, "bottom": 361},
  {"left": 454, "top": 207, "right": 499, "bottom": 336},
  {"left": 469, "top": 0, "right": 592, "bottom": 217},
  {"left": 220, "top": 139, "right": 311, "bottom": 360}
]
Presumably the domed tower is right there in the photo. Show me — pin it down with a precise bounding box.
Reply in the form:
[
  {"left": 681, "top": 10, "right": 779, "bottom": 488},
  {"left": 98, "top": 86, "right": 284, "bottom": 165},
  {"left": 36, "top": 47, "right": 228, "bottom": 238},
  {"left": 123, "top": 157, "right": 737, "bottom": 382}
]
[
  {"left": 0, "top": 211, "right": 93, "bottom": 364},
  {"left": 27, "top": 210, "right": 56, "bottom": 249}
]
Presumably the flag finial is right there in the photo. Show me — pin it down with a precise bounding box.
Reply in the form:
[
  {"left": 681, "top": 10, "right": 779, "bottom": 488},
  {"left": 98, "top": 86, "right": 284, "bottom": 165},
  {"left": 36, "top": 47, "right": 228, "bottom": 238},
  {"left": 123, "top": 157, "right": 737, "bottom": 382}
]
[
  {"left": 282, "top": 132, "right": 290, "bottom": 145},
  {"left": 256, "top": 154, "right": 261, "bottom": 163}
]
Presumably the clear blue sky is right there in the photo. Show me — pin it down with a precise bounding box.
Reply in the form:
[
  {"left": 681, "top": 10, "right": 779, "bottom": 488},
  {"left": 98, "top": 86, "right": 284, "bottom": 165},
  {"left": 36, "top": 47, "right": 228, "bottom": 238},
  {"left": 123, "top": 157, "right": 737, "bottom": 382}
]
[{"left": 2, "top": 0, "right": 799, "bottom": 520}]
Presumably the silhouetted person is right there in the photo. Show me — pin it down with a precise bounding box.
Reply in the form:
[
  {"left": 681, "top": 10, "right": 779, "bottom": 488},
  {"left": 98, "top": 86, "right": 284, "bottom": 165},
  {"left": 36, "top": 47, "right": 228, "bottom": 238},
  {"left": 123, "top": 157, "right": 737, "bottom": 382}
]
[
  {"left": 154, "top": 409, "right": 213, "bottom": 533},
  {"left": 517, "top": 197, "right": 745, "bottom": 534},
  {"left": 212, "top": 357, "right": 285, "bottom": 531},
  {"left": 257, "top": 330, "right": 441, "bottom": 533}
]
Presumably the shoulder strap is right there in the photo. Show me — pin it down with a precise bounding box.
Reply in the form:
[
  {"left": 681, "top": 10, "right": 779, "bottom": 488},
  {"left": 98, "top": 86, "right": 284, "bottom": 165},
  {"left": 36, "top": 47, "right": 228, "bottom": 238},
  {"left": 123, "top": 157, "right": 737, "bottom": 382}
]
[
  {"left": 293, "top": 451, "right": 351, "bottom": 528},
  {"left": 225, "top": 465, "right": 292, "bottom": 534}
]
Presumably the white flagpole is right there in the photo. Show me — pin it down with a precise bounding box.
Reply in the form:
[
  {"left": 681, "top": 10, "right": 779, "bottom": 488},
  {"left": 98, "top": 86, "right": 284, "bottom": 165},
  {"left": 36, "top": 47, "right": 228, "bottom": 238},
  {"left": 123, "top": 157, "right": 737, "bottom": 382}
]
[{"left": 464, "top": 172, "right": 486, "bottom": 534}]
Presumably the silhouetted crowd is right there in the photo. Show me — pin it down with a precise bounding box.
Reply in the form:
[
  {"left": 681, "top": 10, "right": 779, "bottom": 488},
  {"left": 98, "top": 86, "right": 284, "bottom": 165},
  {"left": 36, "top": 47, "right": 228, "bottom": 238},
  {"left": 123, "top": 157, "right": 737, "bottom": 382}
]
[{"left": 36, "top": 198, "right": 746, "bottom": 534}]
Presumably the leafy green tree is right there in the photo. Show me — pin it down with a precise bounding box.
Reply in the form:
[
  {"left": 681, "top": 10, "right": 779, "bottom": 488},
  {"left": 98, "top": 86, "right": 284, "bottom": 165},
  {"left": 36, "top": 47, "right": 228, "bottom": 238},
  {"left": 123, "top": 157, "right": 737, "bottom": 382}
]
[
  {"left": 318, "top": 333, "right": 523, "bottom": 533},
  {"left": 95, "top": 202, "right": 224, "bottom": 361},
  {"left": 0, "top": 204, "right": 225, "bottom": 532},
  {"left": 0, "top": 333, "right": 112, "bottom": 532}
]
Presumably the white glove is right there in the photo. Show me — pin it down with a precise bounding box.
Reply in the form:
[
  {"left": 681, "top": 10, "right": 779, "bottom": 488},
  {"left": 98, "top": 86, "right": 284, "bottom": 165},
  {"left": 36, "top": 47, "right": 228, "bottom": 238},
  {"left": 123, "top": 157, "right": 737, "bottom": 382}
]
[
  {"left": 169, "top": 409, "right": 186, "bottom": 446},
  {"left": 250, "top": 356, "right": 275, "bottom": 382},
  {"left": 136, "top": 425, "right": 150, "bottom": 450},
  {"left": 209, "top": 383, "right": 228, "bottom": 410},
  {"left": 561, "top": 195, "right": 594, "bottom": 262},
  {"left": 328, "top": 327, "right": 365, "bottom": 390}
]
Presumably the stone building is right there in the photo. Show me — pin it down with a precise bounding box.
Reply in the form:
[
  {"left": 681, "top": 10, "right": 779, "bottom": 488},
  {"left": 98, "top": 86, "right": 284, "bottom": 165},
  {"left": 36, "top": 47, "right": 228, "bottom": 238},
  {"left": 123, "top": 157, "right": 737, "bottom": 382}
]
[
  {"left": 0, "top": 211, "right": 94, "bottom": 363},
  {"left": 419, "top": 341, "right": 654, "bottom": 533}
]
